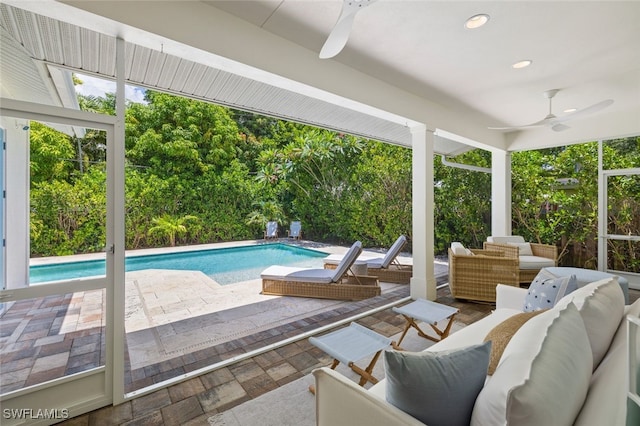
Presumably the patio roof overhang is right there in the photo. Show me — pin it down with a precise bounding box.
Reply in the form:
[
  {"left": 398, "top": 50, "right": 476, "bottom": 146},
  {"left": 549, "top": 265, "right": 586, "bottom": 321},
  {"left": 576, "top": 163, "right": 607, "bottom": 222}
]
[
  {"left": 1, "top": 2, "right": 481, "bottom": 156},
  {"left": 2, "top": 1, "right": 638, "bottom": 156}
]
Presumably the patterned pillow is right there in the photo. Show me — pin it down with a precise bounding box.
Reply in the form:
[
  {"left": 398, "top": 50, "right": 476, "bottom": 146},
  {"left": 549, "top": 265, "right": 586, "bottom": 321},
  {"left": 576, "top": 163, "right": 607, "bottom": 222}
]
[{"left": 523, "top": 269, "right": 576, "bottom": 312}]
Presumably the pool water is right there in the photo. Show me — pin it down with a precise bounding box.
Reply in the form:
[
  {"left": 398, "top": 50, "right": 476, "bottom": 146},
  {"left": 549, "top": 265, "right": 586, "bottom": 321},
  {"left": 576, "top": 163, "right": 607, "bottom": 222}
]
[{"left": 30, "top": 244, "right": 328, "bottom": 285}]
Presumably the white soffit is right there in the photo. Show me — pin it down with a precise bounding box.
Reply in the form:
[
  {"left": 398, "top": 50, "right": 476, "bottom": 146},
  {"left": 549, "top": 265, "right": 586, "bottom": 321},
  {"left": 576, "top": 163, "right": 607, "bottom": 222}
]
[{"left": 0, "top": 3, "right": 467, "bottom": 152}]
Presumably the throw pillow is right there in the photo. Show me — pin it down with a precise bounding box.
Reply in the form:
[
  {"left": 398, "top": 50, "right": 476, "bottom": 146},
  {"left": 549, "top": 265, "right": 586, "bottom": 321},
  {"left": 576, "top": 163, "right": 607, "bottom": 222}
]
[
  {"left": 471, "top": 303, "right": 592, "bottom": 426},
  {"left": 384, "top": 341, "right": 491, "bottom": 426},
  {"left": 523, "top": 269, "right": 577, "bottom": 312},
  {"left": 554, "top": 277, "right": 625, "bottom": 370},
  {"left": 507, "top": 241, "right": 533, "bottom": 256},
  {"left": 483, "top": 310, "right": 547, "bottom": 375},
  {"left": 451, "top": 242, "right": 473, "bottom": 256}
]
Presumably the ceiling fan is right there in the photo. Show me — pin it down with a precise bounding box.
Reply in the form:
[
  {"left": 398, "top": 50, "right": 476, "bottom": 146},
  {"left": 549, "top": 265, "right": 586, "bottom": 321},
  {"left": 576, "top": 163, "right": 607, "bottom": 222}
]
[
  {"left": 319, "top": 0, "right": 378, "bottom": 59},
  {"left": 488, "top": 89, "right": 614, "bottom": 132}
]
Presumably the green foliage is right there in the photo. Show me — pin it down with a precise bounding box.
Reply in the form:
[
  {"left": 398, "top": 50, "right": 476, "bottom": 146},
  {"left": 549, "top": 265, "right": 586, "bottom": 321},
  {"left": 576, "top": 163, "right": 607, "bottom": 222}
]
[
  {"left": 148, "top": 214, "right": 198, "bottom": 247},
  {"left": 512, "top": 137, "right": 640, "bottom": 271},
  {"left": 434, "top": 151, "right": 491, "bottom": 252},
  {"left": 30, "top": 168, "right": 106, "bottom": 256},
  {"left": 27, "top": 87, "right": 639, "bottom": 275},
  {"left": 29, "top": 122, "right": 75, "bottom": 183}
]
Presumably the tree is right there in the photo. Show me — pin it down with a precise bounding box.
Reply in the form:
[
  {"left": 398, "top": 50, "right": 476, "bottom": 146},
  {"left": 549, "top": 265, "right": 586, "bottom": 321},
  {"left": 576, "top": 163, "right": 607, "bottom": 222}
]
[
  {"left": 125, "top": 91, "right": 242, "bottom": 178},
  {"left": 29, "top": 122, "right": 75, "bottom": 184},
  {"left": 147, "top": 214, "right": 199, "bottom": 247},
  {"left": 434, "top": 150, "right": 491, "bottom": 252}
]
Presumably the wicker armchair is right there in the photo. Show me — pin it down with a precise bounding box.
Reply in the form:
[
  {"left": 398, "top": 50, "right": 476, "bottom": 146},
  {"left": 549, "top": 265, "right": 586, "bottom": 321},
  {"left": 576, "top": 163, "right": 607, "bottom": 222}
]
[
  {"left": 483, "top": 236, "right": 558, "bottom": 284},
  {"left": 448, "top": 247, "right": 520, "bottom": 303}
]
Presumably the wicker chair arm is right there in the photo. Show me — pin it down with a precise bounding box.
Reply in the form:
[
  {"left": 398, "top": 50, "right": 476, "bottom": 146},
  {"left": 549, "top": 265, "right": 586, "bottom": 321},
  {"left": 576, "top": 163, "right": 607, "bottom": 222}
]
[{"left": 530, "top": 243, "right": 558, "bottom": 262}]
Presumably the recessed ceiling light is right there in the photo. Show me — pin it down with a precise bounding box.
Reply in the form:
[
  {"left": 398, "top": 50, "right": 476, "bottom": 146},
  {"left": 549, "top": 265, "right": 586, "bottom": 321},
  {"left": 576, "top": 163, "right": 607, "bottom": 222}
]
[
  {"left": 512, "top": 60, "right": 532, "bottom": 69},
  {"left": 564, "top": 108, "right": 577, "bottom": 113},
  {"left": 465, "top": 14, "right": 490, "bottom": 29}
]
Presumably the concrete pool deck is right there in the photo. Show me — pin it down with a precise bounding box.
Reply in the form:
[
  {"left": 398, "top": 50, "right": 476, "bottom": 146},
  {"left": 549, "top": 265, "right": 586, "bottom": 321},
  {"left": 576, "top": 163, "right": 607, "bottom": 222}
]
[{"left": 2, "top": 239, "right": 417, "bottom": 394}]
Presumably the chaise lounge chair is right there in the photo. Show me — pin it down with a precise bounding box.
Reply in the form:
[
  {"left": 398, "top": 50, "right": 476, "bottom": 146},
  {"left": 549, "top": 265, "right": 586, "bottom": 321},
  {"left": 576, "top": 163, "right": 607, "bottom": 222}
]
[
  {"left": 264, "top": 221, "right": 278, "bottom": 240},
  {"left": 261, "top": 241, "right": 381, "bottom": 300},
  {"left": 323, "top": 235, "right": 412, "bottom": 284},
  {"left": 287, "top": 221, "right": 302, "bottom": 240}
]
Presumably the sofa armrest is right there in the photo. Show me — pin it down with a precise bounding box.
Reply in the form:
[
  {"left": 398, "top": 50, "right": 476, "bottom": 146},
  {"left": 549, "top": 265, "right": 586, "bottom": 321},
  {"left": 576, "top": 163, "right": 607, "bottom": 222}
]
[
  {"left": 496, "top": 284, "right": 527, "bottom": 310},
  {"left": 313, "top": 368, "right": 425, "bottom": 426}
]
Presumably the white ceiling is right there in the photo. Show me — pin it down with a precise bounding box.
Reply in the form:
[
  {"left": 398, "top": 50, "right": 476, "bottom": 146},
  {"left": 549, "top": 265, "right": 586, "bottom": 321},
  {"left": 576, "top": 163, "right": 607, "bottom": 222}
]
[
  {"left": 2, "top": 0, "right": 639, "bottom": 154},
  {"left": 210, "top": 0, "right": 640, "bottom": 133}
]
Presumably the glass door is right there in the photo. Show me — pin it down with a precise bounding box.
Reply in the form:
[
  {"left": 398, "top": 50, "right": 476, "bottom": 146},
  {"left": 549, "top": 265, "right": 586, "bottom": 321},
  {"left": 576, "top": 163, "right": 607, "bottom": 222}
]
[{"left": 0, "top": 100, "right": 121, "bottom": 423}]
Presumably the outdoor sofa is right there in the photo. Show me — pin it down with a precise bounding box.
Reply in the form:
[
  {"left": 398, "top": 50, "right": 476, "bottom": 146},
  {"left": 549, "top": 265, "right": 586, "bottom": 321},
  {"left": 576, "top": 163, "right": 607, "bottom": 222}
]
[
  {"left": 314, "top": 277, "right": 637, "bottom": 426},
  {"left": 261, "top": 241, "right": 380, "bottom": 300}
]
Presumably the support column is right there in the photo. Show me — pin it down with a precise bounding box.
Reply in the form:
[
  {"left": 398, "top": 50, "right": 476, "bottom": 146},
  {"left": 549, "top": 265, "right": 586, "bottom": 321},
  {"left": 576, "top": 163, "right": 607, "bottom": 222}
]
[
  {"left": 491, "top": 149, "right": 512, "bottom": 236},
  {"left": 410, "top": 125, "right": 436, "bottom": 301},
  {"left": 2, "top": 117, "right": 30, "bottom": 289},
  {"left": 111, "top": 37, "right": 127, "bottom": 404}
]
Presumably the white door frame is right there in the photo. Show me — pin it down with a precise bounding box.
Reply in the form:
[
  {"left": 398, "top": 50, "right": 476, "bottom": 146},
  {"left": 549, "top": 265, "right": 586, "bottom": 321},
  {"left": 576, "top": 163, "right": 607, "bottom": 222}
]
[
  {"left": 598, "top": 141, "right": 640, "bottom": 290},
  {"left": 0, "top": 98, "right": 124, "bottom": 424}
]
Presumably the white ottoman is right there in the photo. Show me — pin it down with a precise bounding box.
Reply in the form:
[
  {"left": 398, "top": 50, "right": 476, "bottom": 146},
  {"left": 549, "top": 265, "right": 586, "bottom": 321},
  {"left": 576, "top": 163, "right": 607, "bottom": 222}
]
[{"left": 543, "top": 266, "right": 630, "bottom": 304}]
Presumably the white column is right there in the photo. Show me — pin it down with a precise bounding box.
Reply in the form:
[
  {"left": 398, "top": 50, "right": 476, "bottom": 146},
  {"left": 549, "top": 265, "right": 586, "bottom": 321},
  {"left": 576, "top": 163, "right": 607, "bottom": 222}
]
[
  {"left": 111, "top": 37, "right": 127, "bottom": 404},
  {"left": 410, "top": 125, "right": 436, "bottom": 301},
  {"left": 491, "top": 149, "right": 512, "bottom": 236},
  {"left": 597, "top": 141, "right": 606, "bottom": 271},
  {"left": 2, "top": 117, "right": 30, "bottom": 289}
]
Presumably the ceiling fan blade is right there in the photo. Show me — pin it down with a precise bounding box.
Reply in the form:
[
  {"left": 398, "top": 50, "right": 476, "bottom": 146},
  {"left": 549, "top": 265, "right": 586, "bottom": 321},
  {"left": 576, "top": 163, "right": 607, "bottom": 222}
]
[
  {"left": 554, "top": 99, "right": 614, "bottom": 123},
  {"left": 488, "top": 118, "right": 550, "bottom": 131},
  {"left": 319, "top": 0, "right": 378, "bottom": 59}
]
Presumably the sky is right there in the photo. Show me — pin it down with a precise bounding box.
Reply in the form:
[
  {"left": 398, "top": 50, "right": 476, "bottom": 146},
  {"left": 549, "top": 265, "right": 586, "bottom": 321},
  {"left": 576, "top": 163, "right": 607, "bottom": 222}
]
[{"left": 75, "top": 73, "right": 147, "bottom": 104}]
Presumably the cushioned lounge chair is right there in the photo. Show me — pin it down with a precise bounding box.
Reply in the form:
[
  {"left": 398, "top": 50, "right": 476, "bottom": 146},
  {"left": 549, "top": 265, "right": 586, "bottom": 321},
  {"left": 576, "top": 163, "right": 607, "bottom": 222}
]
[
  {"left": 287, "top": 221, "right": 302, "bottom": 240},
  {"left": 483, "top": 236, "right": 558, "bottom": 284},
  {"left": 323, "top": 235, "right": 412, "bottom": 284},
  {"left": 261, "top": 241, "right": 380, "bottom": 300},
  {"left": 448, "top": 242, "right": 520, "bottom": 303},
  {"left": 264, "top": 221, "right": 278, "bottom": 240}
]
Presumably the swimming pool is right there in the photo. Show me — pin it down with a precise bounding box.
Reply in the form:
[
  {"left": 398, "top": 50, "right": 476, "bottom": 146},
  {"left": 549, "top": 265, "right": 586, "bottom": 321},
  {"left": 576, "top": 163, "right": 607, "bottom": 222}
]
[{"left": 29, "top": 244, "right": 328, "bottom": 285}]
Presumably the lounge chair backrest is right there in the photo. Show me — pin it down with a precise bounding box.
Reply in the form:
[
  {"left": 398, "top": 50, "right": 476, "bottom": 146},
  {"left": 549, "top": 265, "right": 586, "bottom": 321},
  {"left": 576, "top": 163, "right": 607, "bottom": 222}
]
[
  {"left": 331, "top": 241, "right": 363, "bottom": 282},
  {"left": 381, "top": 235, "right": 407, "bottom": 268},
  {"left": 266, "top": 221, "right": 278, "bottom": 237},
  {"left": 290, "top": 221, "right": 301, "bottom": 237}
]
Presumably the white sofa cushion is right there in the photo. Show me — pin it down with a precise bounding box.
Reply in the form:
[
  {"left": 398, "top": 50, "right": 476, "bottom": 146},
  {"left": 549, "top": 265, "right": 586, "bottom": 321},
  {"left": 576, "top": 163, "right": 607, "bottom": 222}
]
[
  {"left": 471, "top": 303, "right": 592, "bottom": 426},
  {"left": 574, "top": 299, "right": 640, "bottom": 426},
  {"left": 483, "top": 310, "right": 547, "bottom": 375},
  {"left": 554, "top": 277, "right": 625, "bottom": 370},
  {"left": 384, "top": 342, "right": 491, "bottom": 426}
]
